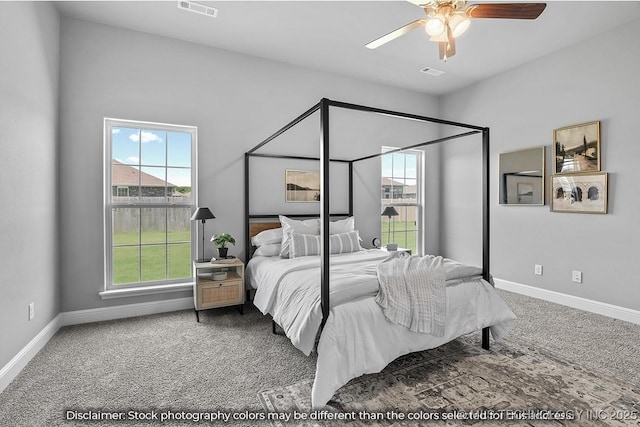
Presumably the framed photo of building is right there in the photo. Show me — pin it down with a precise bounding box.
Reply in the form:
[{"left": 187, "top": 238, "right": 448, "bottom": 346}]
[
  {"left": 550, "top": 172, "right": 607, "bottom": 214},
  {"left": 285, "top": 170, "right": 320, "bottom": 202},
  {"left": 554, "top": 121, "right": 600, "bottom": 174}
]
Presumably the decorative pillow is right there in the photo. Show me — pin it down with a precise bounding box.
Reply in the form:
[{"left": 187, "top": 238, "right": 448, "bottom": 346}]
[
  {"left": 289, "top": 230, "right": 362, "bottom": 258},
  {"left": 253, "top": 243, "right": 282, "bottom": 257},
  {"left": 329, "top": 230, "right": 362, "bottom": 255},
  {"left": 329, "top": 216, "right": 355, "bottom": 235},
  {"left": 251, "top": 227, "right": 282, "bottom": 247},
  {"left": 279, "top": 215, "right": 320, "bottom": 258}
]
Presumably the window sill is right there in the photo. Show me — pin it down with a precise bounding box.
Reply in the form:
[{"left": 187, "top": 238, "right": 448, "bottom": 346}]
[{"left": 99, "top": 282, "right": 193, "bottom": 300}]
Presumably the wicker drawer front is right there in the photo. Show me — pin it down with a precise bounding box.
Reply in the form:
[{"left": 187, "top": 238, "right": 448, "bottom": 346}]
[{"left": 199, "top": 280, "right": 242, "bottom": 307}]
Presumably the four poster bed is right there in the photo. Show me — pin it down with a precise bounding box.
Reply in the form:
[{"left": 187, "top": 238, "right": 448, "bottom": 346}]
[{"left": 244, "top": 98, "right": 516, "bottom": 408}]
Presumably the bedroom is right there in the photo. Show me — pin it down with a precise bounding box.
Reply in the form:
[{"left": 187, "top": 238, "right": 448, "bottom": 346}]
[{"left": 1, "top": 0, "right": 639, "bottom": 424}]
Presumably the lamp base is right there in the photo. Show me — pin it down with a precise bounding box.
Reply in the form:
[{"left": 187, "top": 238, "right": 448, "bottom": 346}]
[{"left": 195, "top": 258, "right": 209, "bottom": 264}]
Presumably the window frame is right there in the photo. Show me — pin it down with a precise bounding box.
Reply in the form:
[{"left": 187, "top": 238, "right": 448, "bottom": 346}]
[
  {"left": 381, "top": 147, "right": 423, "bottom": 255},
  {"left": 103, "top": 118, "right": 198, "bottom": 293}
]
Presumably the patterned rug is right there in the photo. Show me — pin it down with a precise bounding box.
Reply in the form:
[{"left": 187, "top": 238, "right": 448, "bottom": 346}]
[{"left": 259, "top": 335, "right": 640, "bottom": 426}]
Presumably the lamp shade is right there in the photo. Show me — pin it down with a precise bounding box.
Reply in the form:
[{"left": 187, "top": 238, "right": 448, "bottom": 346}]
[
  {"left": 381, "top": 206, "right": 399, "bottom": 217},
  {"left": 449, "top": 14, "right": 470, "bottom": 38},
  {"left": 191, "top": 207, "right": 215, "bottom": 221},
  {"left": 425, "top": 15, "right": 445, "bottom": 37}
]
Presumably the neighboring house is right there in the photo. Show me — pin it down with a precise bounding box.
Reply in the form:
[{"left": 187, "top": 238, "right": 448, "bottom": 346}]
[
  {"left": 382, "top": 177, "right": 416, "bottom": 200},
  {"left": 403, "top": 185, "right": 417, "bottom": 199},
  {"left": 381, "top": 177, "right": 405, "bottom": 200},
  {"left": 111, "top": 159, "right": 177, "bottom": 198}
]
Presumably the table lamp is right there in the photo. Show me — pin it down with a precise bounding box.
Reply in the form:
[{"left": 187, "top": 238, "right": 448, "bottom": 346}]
[
  {"left": 381, "top": 206, "right": 399, "bottom": 246},
  {"left": 190, "top": 207, "right": 215, "bottom": 263}
]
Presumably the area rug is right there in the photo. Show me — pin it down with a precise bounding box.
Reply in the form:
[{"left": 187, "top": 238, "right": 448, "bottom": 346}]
[{"left": 259, "top": 336, "right": 640, "bottom": 426}]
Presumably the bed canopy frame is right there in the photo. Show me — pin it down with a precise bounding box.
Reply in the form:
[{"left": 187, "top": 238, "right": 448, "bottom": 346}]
[{"left": 245, "top": 98, "right": 492, "bottom": 349}]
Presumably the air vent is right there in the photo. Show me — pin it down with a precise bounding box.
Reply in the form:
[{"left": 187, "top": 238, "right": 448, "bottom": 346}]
[
  {"left": 177, "top": 1, "right": 218, "bottom": 18},
  {"left": 420, "top": 67, "right": 445, "bottom": 77}
]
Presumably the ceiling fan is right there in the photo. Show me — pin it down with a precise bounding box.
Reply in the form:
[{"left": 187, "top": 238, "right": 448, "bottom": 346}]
[{"left": 366, "top": 0, "right": 547, "bottom": 62}]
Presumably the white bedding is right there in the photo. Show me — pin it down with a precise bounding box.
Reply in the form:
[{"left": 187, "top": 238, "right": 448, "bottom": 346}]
[
  {"left": 249, "top": 250, "right": 390, "bottom": 355},
  {"left": 246, "top": 249, "right": 516, "bottom": 408}
]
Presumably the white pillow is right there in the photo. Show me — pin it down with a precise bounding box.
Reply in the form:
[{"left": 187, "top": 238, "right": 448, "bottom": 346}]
[
  {"left": 289, "top": 230, "right": 362, "bottom": 258},
  {"left": 329, "top": 216, "right": 355, "bottom": 235},
  {"left": 279, "top": 215, "right": 319, "bottom": 234},
  {"left": 251, "top": 227, "right": 282, "bottom": 247},
  {"left": 253, "top": 243, "right": 282, "bottom": 257},
  {"left": 279, "top": 215, "right": 320, "bottom": 258}
]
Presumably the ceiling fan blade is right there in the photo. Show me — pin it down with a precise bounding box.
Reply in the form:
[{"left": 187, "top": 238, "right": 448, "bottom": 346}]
[
  {"left": 466, "top": 3, "right": 546, "bottom": 19},
  {"left": 366, "top": 19, "right": 426, "bottom": 49}
]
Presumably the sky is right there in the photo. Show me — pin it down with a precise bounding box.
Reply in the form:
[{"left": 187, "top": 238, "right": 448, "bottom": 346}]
[
  {"left": 381, "top": 150, "right": 418, "bottom": 186},
  {"left": 112, "top": 126, "right": 192, "bottom": 187}
]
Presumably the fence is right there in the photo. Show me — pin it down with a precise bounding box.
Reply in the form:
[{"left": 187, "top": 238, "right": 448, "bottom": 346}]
[
  {"left": 382, "top": 198, "right": 418, "bottom": 223},
  {"left": 113, "top": 205, "right": 191, "bottom": 234}
]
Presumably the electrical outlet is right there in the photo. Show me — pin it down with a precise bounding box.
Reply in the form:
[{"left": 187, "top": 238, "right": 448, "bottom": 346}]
[
  {"left": 28, "top": 302, "right": 34, "bottom": 321},
  {"left": 572, "top": 271, "right": 582, "bottom": 283},
  {"left": 534, "top": 265, "right": 543, "bottom": 276}
]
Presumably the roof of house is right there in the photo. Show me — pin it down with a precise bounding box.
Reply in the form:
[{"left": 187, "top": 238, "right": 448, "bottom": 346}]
[
  {"left": 112, "top": 159, "right": 175, "bottom": 187},
  {"left": 381, "top": 177, "right": 405, "bottom": 187}
]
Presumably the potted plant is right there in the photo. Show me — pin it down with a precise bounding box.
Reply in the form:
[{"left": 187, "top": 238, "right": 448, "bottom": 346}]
[{"left": 211, "top": 232, "right": 235, "bottom": 259}]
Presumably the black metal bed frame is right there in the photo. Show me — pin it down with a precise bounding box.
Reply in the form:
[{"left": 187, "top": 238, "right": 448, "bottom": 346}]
[{"left": 245, "top": 98, "right": 491, "bottom": 350}]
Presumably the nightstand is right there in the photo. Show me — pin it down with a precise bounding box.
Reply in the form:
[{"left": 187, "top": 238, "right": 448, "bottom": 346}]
[
  {"left": 383, "top": 246, "right": 412, "bottom": 255},
  {"left": 193, "top": 258, "right": 245, "bottom": 322}
]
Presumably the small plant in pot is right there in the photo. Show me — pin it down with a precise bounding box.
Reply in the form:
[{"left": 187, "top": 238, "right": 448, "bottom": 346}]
[{"left": 211, "top": 232, "right": 235, "bottom": 259}]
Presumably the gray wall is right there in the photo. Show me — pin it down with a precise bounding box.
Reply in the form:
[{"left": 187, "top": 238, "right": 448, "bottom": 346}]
[
  {"left": 58, "top": 17, "right": 439, "bottom": 312},
  {"left": 439, "top": 18, "right": 640, "bottom": 311},
  {"left": 0, "top": 2, "right": 60, "bottom": 368}
]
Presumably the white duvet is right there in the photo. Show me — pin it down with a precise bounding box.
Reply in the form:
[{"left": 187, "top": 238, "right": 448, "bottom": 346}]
[{"left": 247, "top": 249, "right": 516, "bottom": 408}]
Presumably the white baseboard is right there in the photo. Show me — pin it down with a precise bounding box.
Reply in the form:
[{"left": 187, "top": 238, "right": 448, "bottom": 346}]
[
  {"left": 59, "top": 297, "right": 194, "bottom": 326},
  {"left": 0, "top": 314, "right": 61, "bottom": 394},
  {"left": 495, "top": 278, "right": 640, "bottom": 325},
  {"left": 0, "top": 297, "right": 194, "bottom": 394}
]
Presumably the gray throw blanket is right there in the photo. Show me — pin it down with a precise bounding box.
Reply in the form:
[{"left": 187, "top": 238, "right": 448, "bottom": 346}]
[{"left": 375, "top": 253, "right": 446, "bottom": 336}]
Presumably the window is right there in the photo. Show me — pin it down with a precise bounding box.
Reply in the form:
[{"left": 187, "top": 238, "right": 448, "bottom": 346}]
[
  {"left": 381, "top": 148, "right": 421, "bottom": 254},
  {"left": 104, "top": 119, "right": 197, "bottom": 290},
  {"left": 116, "top": 186, "right": 129, "bottom": 197}
]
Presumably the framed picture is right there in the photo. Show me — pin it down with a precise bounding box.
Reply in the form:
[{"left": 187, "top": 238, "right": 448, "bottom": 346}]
[
  {"left": 517, "top": 182, "right": 534, "bottom": 204},
  {"left": 550, "top": 172, "right": 607, "bottom": 214},
  {"left": 554, "top": 121, "right": 600, "bottom": 174},
  {"left": 285, "top": 170, "right": 320, "bottom": 202}
]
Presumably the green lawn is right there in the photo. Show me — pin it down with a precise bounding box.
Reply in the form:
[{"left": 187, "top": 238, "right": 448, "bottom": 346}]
[
  {"left": 381, "top": 220, "right": 417, "bottom": 254},
  {"left": 112, "top": 224, "right": 418, "bottom": 285},
  {"left": 113, "top": 231, "right": 191, "bottom": 285}
]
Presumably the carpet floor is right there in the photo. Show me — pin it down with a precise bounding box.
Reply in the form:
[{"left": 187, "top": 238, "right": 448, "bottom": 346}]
[
  {"left": 0, "top": 290, "right": 638, "bottom": 426},
  {"left": 260, "top": 334, "right": 639, "bottom": 426}
]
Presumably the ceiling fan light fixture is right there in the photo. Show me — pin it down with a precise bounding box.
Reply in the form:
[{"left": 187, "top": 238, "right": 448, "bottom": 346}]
[
  {"left": 429, "top": 32, "right": 448, "bottom": 42},
  {"left": 366, "top": 1, "right": 547, "bottom": 62},
  {"left": 425, "top": 15, "right": 445, "bottom": 37},
  {"left": 448, "top": 14, "right": 470, "bottom": 37}
]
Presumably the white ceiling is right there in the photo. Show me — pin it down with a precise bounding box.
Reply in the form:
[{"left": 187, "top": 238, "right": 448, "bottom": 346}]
[{"left": 55, "top": 1, "right": 640, "bottom": 95}]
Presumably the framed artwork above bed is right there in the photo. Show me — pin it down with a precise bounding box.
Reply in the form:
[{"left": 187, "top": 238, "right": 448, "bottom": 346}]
[{"left": 285, "top": 169, "right": 320, "bottom": 202}]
